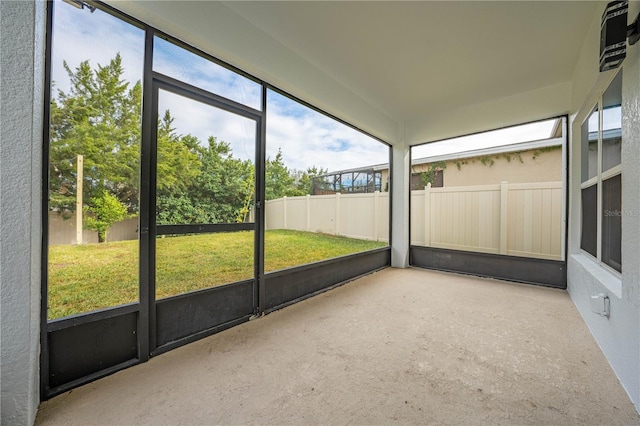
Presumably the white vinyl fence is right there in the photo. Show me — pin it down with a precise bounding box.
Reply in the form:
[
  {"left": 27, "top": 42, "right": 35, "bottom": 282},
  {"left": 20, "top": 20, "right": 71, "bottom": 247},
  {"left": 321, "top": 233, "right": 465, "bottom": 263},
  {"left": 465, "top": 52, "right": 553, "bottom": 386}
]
[
  {"left": 265, "top": 192, "right": 390, "bottom": 243},
  {"left": 410, "top": 182, "right": 562, "bottom": 260},
  {"left": 266, "top": 181, "right": 562, "bottom": 260}
]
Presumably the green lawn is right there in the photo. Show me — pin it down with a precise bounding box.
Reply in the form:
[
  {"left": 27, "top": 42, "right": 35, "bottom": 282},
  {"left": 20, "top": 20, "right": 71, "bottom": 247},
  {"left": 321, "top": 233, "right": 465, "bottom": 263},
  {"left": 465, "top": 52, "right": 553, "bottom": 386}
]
[{"left": 48, "top": 229, "right": 386, "bottom": 319}]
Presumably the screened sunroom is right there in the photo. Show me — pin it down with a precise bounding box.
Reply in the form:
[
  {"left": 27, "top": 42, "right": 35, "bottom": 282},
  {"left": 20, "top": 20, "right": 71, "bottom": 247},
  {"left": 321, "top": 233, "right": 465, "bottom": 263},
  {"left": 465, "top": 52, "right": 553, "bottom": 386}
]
[{"left": 2, "top": 1, "right": 640, "bottom": 424}]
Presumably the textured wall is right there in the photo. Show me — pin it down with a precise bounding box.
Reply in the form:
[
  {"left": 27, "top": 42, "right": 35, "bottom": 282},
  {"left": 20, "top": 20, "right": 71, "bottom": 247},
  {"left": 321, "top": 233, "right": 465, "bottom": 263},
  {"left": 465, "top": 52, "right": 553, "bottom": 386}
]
[
  {"left": 621, "top": 0, "right": 640, "bottom": 410},
  {"left": 442, "top": 149, "right": 562, "bottom": 187},
  {"left": 621, "top": 2, "right": 640, "bottom": 311},
  {"left": 0, "top": 1, "right": 45, "bottom": 424},
  {"left": 567, "top": 0, "right": 640, "bottom": 412}
]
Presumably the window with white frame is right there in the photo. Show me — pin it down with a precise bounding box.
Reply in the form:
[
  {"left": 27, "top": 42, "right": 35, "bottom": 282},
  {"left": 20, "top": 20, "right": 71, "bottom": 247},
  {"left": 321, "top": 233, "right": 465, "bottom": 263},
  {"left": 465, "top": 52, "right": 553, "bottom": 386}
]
[{"left": 580, "top": 71, "right": 622, "bottom": 273}]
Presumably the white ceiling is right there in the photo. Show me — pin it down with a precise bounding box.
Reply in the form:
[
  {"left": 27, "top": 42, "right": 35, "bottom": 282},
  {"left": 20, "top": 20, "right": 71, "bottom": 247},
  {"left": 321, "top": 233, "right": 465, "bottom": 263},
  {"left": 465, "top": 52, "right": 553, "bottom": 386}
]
[{"left": 107, "top": 1, "right": 600, "bottom": 145}]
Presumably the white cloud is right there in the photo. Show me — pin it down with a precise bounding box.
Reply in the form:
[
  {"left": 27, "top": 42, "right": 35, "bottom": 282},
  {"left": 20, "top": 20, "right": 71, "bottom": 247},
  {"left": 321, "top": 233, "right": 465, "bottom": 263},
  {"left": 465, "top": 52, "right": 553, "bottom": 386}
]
[
  {"left": 266, "top": 91, "right": 389, "bottom": 172},
  {"left": 153, "top": 37, "right": 262, "bottom": 110},
  {"left": 158, "top": 90, "right": 256, "bottom": 162},
  {"left": 51, "top": 2, "right": 145, "bottom": 94}
]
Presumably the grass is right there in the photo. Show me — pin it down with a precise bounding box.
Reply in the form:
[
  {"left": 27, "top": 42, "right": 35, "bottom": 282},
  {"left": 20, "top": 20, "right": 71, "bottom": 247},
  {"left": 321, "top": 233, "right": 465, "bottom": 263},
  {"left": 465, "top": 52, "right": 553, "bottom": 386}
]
[{"left": 47, "top": 229, "right": 386, "bottom": 319}]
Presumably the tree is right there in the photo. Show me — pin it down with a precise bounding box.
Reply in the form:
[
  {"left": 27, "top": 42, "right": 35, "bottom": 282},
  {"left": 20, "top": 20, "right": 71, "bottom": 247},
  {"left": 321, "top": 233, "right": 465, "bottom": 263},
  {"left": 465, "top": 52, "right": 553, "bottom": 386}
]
[
  {"left": 156, "top": 137, "right": 254, "bottom": 225},
  {"left": 50, "top": 54, "right": 209, "bottom": 232},
  {"left": 49, "top": 54, "right": 142, "bottom": 214},
  {"left": 265, "top": 149, "right": 296, "bottom": 200},
  {"left": 291, "top": 166, "right": 328, "bottom": 196},
  {"left": 155, "top": 110, "right": 202, "bottom": 194},
  {"left": 193, "top": 137, "right": 254, "bottom": 222},
  {"left": 50, "top": 54, "right": 325, "bottom": 230},
  {"left": 83, "top": 192, "right": 129, "bottom": 243},
  {"left": 264, "top": 155, "right": 328, "bottom": 199}
]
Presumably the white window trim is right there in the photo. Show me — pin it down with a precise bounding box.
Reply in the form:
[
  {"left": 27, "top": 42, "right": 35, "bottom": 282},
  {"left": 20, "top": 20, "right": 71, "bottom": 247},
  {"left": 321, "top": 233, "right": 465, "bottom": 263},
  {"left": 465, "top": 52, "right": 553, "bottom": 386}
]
[
  {"left": 581, "top": 176, "right": 597, "bottom": 189},
  {"left": 602, "top": 164, "right": 621, "bottom": 181},
  {"left": 579, "top": 70, "right": 622, "bottom": 278},
  {"left": 572, "top": 252, "right": 622, "bottom": 298}
]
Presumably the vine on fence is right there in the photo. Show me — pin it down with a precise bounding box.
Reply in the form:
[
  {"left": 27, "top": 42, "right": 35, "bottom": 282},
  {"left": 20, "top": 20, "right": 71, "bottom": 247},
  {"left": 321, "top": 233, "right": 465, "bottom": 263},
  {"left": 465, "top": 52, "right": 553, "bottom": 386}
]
[
  {"left": 413, "top": 161, "right": 446, "bottom": 187},
  {"left": 453, "top": 146, "right": 561, "bottom": 170}
]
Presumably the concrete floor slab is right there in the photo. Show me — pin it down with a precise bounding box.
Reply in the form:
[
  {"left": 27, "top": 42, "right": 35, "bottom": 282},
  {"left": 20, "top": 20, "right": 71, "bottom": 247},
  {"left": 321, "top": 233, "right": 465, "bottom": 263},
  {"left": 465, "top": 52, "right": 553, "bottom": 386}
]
[{"left": 36, "top": 268, "right": 639, "bottom": 425}]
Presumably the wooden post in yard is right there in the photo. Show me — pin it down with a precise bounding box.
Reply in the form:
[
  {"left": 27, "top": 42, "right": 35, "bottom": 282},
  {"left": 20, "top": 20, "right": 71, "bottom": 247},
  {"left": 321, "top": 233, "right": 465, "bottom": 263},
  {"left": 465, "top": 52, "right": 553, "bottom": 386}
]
[{"left": 76, "top": 154, "right": 84, "bottom": 245}]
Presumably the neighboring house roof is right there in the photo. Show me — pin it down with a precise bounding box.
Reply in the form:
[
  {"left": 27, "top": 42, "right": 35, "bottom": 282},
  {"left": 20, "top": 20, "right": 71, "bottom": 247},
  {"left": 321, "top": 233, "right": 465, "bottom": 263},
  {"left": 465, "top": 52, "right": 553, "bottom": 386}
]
[
  {"left": 588, "top": 128, "right": 622, "bottom": 142},
  {"left": 325, "top": 136, "right": 563, "bottom": 177},
  {"left": 325, "top": 117, "right": 566, "bottom": 176},
  {"left": 318, "top": 164, "right": 387, "bottom": 175},
  {"left": 411, "top": 136, "right": 563, "bottom": 167}
]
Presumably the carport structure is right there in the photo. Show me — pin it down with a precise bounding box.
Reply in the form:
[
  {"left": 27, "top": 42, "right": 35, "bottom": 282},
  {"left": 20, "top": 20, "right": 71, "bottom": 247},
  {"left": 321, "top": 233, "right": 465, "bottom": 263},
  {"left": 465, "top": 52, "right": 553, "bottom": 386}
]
[{"left": 2, "top": 1, "right": 640, "bottom": 424}]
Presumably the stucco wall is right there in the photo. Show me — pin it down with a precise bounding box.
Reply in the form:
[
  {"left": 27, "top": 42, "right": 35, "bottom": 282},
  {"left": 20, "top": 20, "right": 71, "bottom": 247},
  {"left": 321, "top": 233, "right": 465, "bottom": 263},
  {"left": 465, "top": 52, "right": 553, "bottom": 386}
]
[
  {"left": 0, "top": 1, "right": 45, "bottom": 424},
  {"left": 412, "top": 147, "right": 562, "bottom": 187},
  {"left": 567, "top": 0, "right": 640, "bottom": 412}
]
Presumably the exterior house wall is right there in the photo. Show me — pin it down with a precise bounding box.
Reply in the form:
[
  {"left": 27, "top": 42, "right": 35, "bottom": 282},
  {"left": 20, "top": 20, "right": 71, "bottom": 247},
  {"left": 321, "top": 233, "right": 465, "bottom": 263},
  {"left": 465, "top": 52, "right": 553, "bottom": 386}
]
[
  {"left": 380, "top": 169, "right": 389, "bottom": 191},
  {"left": 567, "top": 0, "right": 640, "bottom": 412},
  {"left": 0, "top": 1, "right": 46, "bottom": 424},
  {"left": 411, "top": 147, "right": 562, "bottom": 187}
]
